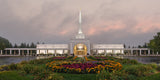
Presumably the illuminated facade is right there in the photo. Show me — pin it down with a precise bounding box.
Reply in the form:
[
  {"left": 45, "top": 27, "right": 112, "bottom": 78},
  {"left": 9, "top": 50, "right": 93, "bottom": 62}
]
[{"left": 36, "top": 11, "right": 124, "bottom": 56}]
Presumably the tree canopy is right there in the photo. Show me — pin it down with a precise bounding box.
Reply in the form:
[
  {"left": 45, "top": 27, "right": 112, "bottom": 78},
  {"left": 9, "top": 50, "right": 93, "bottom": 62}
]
[
  {"left": 148, "top": 32, "right": 160, "bottom": 52},
  {"left": 0, "top": 36, "right": 12, "bottom": 50}
]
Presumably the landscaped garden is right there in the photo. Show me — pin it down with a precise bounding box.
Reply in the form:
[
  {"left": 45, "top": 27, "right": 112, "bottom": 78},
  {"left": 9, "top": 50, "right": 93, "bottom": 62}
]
[{"left": 0, "top": 56, "right": 160, "bottom": 80}]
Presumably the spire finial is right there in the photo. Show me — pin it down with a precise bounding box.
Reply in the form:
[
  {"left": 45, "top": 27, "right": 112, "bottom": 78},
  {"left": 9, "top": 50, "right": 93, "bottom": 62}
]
[{"left": 78, "top": 10, "right": 83, "bottom": 34}]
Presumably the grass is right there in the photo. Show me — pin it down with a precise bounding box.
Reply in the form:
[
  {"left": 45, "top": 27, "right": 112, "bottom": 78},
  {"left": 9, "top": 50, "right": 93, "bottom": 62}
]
[
  {"left": 138, "top": 72, "right": 160, "bottom": 80},
  {"left": 0, "top": 71, "right": 34, "bottom": 80},
  {"left": 59, "top": 73, "right": 96, "bottom": 80}
]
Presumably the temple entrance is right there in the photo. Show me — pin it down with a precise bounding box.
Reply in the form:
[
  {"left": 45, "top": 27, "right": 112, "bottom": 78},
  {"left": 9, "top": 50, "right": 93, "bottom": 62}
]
[{"left": 74, "top": 44, "right": 87, "bottom": 57}]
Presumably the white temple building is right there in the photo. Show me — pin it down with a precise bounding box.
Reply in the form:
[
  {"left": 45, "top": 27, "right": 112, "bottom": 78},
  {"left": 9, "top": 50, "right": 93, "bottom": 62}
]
[{"left": 36, "top": 11, "right": 124, "bottom": 56}]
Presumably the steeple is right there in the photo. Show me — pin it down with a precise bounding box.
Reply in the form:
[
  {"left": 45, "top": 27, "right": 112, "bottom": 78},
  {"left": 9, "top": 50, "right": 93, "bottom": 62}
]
[
  {"left": 78, "top": 11, "right": 83, "bottom": 34},
  {"left": 75, "top": 11, "right": 85, "bottom": 39}
]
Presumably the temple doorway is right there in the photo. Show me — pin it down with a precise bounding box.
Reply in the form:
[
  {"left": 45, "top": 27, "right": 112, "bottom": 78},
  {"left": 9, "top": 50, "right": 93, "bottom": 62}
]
[{"left": 74, "top": 44, "right": 87, "bottom": 57}]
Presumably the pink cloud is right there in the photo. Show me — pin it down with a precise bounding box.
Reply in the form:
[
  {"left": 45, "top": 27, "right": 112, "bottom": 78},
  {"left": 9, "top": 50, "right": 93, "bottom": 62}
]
[
  {"left": 87, "top": 21, "right": 125, "bottom": 36},
  {"left": 131, "top": 17, "right": 160, "bottom": 34}
]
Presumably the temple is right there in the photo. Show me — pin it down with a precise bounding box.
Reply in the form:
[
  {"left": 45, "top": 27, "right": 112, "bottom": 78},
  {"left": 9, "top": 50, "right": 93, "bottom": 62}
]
[
  {"left": 2, "top": 12, "right": 155, "bottom": 57},
  {"left": 36, "top": 11, "right": 124, "bottom": 56}
]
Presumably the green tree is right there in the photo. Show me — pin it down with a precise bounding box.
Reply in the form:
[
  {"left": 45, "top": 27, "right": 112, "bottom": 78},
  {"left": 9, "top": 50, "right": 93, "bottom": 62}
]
[
  {"left": 148, "top": 32, "right": 160, "bottom": 53},
  {"left": 20, "top": 43, "right": 27, "bottom": 48},
  {"left": 124, "top": 44, "right": 126, "bottom": 48},
  {"left": 0, "top": 36, "right": 12, "bottom": 50},
  {"left": 138, "top": 45, "right": 142, "bottom": 48},
  {"left": 14, "top": 43, "right": 18, "bottom": 48},
  {"left": 30, "top": 42, "right": 36, "bottom": 48}
]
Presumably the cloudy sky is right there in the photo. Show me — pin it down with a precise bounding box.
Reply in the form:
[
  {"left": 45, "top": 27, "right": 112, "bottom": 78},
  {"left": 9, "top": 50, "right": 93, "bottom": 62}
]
[{"left": 0, "top": 0, "right": 160, "bottom": 47}]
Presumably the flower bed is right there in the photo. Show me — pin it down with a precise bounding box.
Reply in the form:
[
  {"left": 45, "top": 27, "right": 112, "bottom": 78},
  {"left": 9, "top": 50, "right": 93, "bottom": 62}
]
[
  {"left": 53, "top": 57, "right": 67, "bottom": 60},
  {"left": 46, "top": 60, "right": 122, "bottom": 74},
  {"left": 95, "top": 57, "right": 107, "bottom": 60}
]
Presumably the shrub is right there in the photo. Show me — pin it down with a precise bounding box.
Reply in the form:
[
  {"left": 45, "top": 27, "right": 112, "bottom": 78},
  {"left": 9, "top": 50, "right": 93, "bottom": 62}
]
[
  {"left": 96, "top": 70, "right": 110, "bottom": 80},
  {"left": 120, "top": 59, "right": 139, "bottom": 65},
  {"left": 129, "top": 59, "right": 139, "bottom": 64},
  {"left": 156, "top": 65, "right": 160, "bottom": 71},
  {"left": 123, "top": 65, "right": 153, "bottom": 77},
  {"left": 126, "top": 75, "right": 137, "bottom": 80},
  {"left": 20, "top": 61, "right": 28, "bottom": 64},
  {"left": 8, "top": 63, "right": 18, "bottom": 70},
  {"left": 34, "top": 69, "right": 51, "bottom": 80},
  {"left": 31, "top": 66, "right": 44, "bottom": 75},
  {"left": 28, "top": 58, "right": 53, "bottom": 65},
  {"left": 148, "top": 63, "right": 158, "bottom": 69},
  {"left": 0, "top": 65, "right": 9, "bottom": 71},
  {"left": 47, "top": 73, "right": 64, "bottom": 80},
  {"left": 22, "top": 64, "right": 34, "bottom": 74},
  {"left": 29, "top": 59, "right": 44, "bottom": 64}
]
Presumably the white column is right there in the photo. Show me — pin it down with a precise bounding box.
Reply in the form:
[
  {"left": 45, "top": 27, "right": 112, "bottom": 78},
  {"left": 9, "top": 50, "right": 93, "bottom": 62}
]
[
  {"left": 39, "top": 50, "right": 40, "bottom": 54},
  {"left": 148, "top": 50, "right": 150, "bottom": 55},
  {"left": 30, "top": 50, "right": 32, "bottom": 56},
  {"left": 14, "top": 50, "right": 16, "bottom": 55},
  {"left": 27, "top": 50, "right": 29, "bottom": 56},
  {"left": 1, "top": 50, "right": 2, "bottom": 55},
  {"left": 22, "top": 50, "right": 24, "bottom": 56},
  {"left": 47, "top": 50, "right": 48, "bottom": 54},
  {"left": 96, "top": 50, "right": 98, "bottom": 55},
  {"left": 5, "top": 50, "right": 7, "bottom": 55},
  {"left": 10, "top": 50, "right": 12, "bottom": 55},
  {"left": 104, "top": 50, "right": 107, "bottom": 56},
  {"left": 55, "top": 50, "right": 57, "bottom": 56},
  {"left": 45, "top": 50, "right": 47, "bottom": 54},
  {"left": 131, "top": 49, "right": 133, "bottom": 55},
  {"left": 157, "top": 52, "right": 158, "bottom": 55},
  {"left": 19, "top": 49, "right": 21, "bottom": 55},
  {"left": 140, "top": 49, "right": 142, "bottom": 56}
]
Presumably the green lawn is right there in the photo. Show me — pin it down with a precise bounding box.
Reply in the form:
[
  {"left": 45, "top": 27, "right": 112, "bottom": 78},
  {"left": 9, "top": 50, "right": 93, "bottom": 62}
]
[
  {"left": 138, "top": 72, "right": 160, "bottom": 80},
  {"left": 0, "top": 71, "right": 96, "bottom": 80},
  {"left": 0, "top": 71, "right": 34, "bottom": 80},
  {"left": 59, "top": 73, "right": 97, "bottom": 80}
]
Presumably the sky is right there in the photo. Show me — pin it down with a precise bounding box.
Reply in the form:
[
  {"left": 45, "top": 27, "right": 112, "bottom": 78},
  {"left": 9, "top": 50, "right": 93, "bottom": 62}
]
[{"left": 0, "top": 0, "right": 160, "bottom": 47}]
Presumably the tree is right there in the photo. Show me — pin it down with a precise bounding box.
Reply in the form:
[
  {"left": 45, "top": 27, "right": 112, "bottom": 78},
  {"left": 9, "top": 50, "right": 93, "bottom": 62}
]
[
  {"left": 138, "top": 45, "right": 142, "bottom": 48},
  {"left": 26, "top": 43, "right": 30, "bottom": 48},
  {"left": 148, "top": 32, "right": 160, "bottom": 53},
  {"left": 128, "top": 46, "right": 130, "bottom": 48},
  {"left": 30, "top": 42, "right": 36, "bottom": 48},
  {"left": 14, "top": 43, "right": 18, "bottom": 48},
  {"left": 20, "top": 43, "right": 27, "bottom": 48},
  {"left": 143, "top": 42, "right": 148, "bottom": 48},
  {"left": 124, "top": 44, "right": 126, "bottom": 48},
  {"left": 0, "top": 36, "right": 12, "bottom": 50}
]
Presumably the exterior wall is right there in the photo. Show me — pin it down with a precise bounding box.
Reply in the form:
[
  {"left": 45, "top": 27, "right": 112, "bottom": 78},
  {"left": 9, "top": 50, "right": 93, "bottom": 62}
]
[
  {"left": 36, "top": 44, "right": 69, "bottom": 54},
  {"left": 37, "top": 44, "right": 68, "bottom": 49},
  {"left": 92, "top": 44, "right": 124, "bottom": 54},
  {"left": 36, "top": 44, "right": 124, "bottom": 55},
  {"left": 92, "top": 44, "right": 124, "bottom": 49}
]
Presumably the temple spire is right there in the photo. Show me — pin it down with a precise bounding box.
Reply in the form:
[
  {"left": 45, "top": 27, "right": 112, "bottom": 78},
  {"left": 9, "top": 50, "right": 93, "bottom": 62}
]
[
  {"left": 78, "top": 11, "right": 83, "bottom": 34},
  {"left": 75, "top": 10, "right": 85, "bottom": 39}
]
